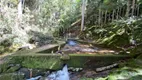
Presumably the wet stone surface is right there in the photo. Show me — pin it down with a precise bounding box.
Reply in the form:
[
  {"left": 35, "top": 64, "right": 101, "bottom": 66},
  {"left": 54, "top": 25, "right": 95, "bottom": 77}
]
[
  {"left": 59, "top": 40, "right": 117, "bottom": 54},
  {"left": 6, "top": 66, "right": 111, "bottom": 80},
  {"left": 0, "top": 40, "right": 127, "bottom": 80}
]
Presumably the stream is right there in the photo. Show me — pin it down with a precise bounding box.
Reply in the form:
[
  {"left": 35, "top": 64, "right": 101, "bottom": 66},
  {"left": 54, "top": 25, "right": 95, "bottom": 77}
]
[
  {"left": 26, "top": 40, "right": 116, "bottom": 80},
  {"left": 0, "top": 40, "right": 121, "bottom": 80},
  {"left": 25, "top": 64, "right": 112, "bottom": 80}
]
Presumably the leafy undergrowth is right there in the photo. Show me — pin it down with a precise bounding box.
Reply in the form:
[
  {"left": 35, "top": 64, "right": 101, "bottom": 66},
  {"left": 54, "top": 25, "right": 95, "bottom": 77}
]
[
  {"left": 78, "top": 54, "right": 142, "bottom": 80},
  {"left": 83, "top": 17, "right": 142, "bottom": 50},
  {"left": 94, "top": 54, "right": 142, "bottom": 80}
]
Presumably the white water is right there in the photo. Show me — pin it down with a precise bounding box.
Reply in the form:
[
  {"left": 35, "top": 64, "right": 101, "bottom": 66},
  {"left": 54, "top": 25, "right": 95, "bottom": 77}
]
[
  {"left": 47, "top": 65, "right": 70, "bottom": 80},
  {"left": 27, "top": 65, "right": 70, "bottom": 80}
]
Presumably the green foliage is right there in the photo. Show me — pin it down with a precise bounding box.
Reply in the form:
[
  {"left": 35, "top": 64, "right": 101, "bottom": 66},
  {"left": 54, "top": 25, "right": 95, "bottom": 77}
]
[
  {"left": 0, "top": 73, "right": 24, "bottom": 80},
  {"left": 0, "top": 63, "right": 9, "bottom": 73},
  {"left": 0, "top": 0, "right": 142, "bottom": 54},
  {"left": 0, "top": 0, "right": 39, "bottom": 53},
  {"left": 84, "top": 17, "right": 142, "bottom": 49},
  {"left": 10, "top": 55, "right": 63, "bottom": 70},
  {"left": 0, "top": 36, "right": 16, "bottom": 54},
  {"left": 33, "top": 0, "right": 81, "bottom": 37}
]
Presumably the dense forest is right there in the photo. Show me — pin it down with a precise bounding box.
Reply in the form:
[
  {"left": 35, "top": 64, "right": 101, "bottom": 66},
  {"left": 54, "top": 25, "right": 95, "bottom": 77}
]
[{"left": 0, "top": 0, "right": 142, "bottom": 80}]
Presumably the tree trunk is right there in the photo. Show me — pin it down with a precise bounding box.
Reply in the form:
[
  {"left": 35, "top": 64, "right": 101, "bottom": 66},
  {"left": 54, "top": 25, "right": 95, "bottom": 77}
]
[
  {"left": 18, "top": 0, "right": 23, "bottom": 20},
  {"left": 122, "top": 6, "right": 125, "bottom": 17},
  {"left": 101, "top": 11, "right": 103, "bottom": 26},
  {"left": 137, "top": 4, "right": 139, "bottom": 16},
  {"left": 125, "top": 0, "right": 131, "bottom": 17},
  {"left": 119, "top": 7, "right": 122, "bottom": 17},
  {"left": 132, "top": 0, "right": 135, "bottom": 16},
  {"left": 98, "top": 9, "right": 101, "bottom": 26},
  {"left": 108, "top": 12, "right": 111, "bottom": 22},
  {"left": 117, "top": 8, "right": 119, "bottom": 19},
  {"left": 112, "top": 10, "right": 115, "bottom": 21},
  {"left": 104, "top": 10, "right": 107, "bottom": 24},
  {"left": 14, "top": 0, "right": 23, "bottom": 35},
  {"left": 81, "top": 0, "right": 85, "bottom": 31}
]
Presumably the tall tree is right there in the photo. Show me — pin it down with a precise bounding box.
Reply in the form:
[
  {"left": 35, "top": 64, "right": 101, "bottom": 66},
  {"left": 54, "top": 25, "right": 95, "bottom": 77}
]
[
  {"left": 125, "top": 0, "right": 131, "bottom": 17},
  {"left": 132, "top": 0, "right": 136, "bottom": 16},
  {"left": 81, "top": 0, "right": 85, "bottom": 31},
  {"left": 18, "top": 0, "right": 23, "bottom": 20}
]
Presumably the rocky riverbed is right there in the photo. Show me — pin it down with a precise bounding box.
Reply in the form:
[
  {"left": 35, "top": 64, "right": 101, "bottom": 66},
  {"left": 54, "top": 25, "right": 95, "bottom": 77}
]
[
  {"left": 0, "top": 62, "right": 116, "bottom": 80},
  {"left": 0, "top": 40, "right": 140, "bottom": 80}
]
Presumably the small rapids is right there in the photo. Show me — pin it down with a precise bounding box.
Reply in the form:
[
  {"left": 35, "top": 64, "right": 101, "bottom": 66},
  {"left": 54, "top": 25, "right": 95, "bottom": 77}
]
[
  {"left": 21, "top": 40, "right": 118, "bottom": 80},
  {"left": 25, "top": 64, "right": 112, "bottom": 80},
  {"left": 27, "top": 65, "right": 70, "bottom": 80}
]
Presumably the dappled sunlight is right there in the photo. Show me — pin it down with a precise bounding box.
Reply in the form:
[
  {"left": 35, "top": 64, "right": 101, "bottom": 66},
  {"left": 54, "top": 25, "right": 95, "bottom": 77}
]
[{"left": 0, "top": 0, "right": 142, "bottom": 80}]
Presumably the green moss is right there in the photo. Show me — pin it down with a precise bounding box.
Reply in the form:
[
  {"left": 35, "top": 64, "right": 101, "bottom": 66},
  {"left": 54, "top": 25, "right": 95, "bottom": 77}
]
[
  {"left": 0, "top": 73, "right": 24, "bottom": 80},
  {"left": 9, "top": 54, "right": 63, "bottom": 70},
  {"left": 80, "top": 78, "right": 94, "bottom": 80},
  {"left": 106, "top": 75, "right": 117, "bottom": 80},
  {"left": 64, "top": 54, "right": 132, "bottom": 68},
  {"left": 136, "top": 54, "right": 142, "bottom": 60},
  {"left": 122, "top": 59, "right": 142, "bottom": 68},
  {"left": 97, "top": 58, "right": 142, "bottom": 80},
  {"left": 60, "top": 54, "right": 70, "bottom": 60},
  {"left": 0, "top": 63, "right": 9, "bottom": 73},
  {"left": 8, "top": 52, "right": 132, "bottom": 70},
  {"left": 129, "top": 75, "right": 142, "bottom": 80},
  {"left": 95, "top": 78, "right": 107, "bottom": 80},
  {"left": 6, "top": 66, "right": 21, "bottom": 73},
  {"left": 7, "top": 40, "right": 133, "bottom": 70},
  {"left": 0, "top": 63, "right": 21, "bottom": 74}
]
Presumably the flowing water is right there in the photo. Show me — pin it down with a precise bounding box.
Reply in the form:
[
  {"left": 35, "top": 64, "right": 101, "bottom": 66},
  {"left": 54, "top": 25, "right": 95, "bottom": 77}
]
[
  {"left": 27, "top": 65, "right": 69, "bottom": 80},
  {"left": 26, "top": 40, "right": 116, "bottom": 80}
]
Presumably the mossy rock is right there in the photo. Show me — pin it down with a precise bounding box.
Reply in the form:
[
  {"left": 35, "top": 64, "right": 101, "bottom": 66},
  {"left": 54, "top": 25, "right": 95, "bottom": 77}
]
[
  {"left": 65, "top": 54, "right": 132, "bottom": 68},
  {"left": 0, "top": 63, "right": 21, "bottom": 74},
  {"left": 14, "top": 41, "right": 65, "bottom": 54},
  {"left": 0, "top": 63, "right": 9, "bottom": 73},
  {"left": 80, "top": 77, "right": 94, "bottom": 80},
  {"left": 106, "top": 75, "right": 117, "bottom": 80},
  {"left": 0, "top": 73, "right": 24, "bottom": 80},
  {"left": 103, "top": 67, "right": 142, "bottom": 80},
  {"left": 5, "top": 40, "right": 133, "bottom": 70},
  {"left": 9, "top": 54, "right": 64, "bottom": 70},
  {"left": 99, "top": 59, "right": 142, "bottom": 80},
  {"left": 129, "top": 75, "right": 142, "bottom": 80},
  {"left": 9, "top": 53, "right": 132, "bottom": 70},
  {"left": 6, "top": 65, "right": 21, "bottom": 73}
]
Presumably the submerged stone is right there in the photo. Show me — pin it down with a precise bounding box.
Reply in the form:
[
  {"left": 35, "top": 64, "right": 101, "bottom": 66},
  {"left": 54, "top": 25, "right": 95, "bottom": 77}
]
[{"left": 18, "top": 68, "right": 30, "bottom": 79}]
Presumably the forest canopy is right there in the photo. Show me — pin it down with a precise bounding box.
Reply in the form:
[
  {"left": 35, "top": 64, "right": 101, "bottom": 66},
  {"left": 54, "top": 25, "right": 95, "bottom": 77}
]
[{"left": 0, "top": 0, "right": 142, "bottom": 53}]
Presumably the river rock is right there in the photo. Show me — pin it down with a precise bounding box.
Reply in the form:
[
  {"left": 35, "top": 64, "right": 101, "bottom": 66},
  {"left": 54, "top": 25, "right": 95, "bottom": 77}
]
[{"left": 0, "top": 73, "right": 25, "bottom": 80}]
